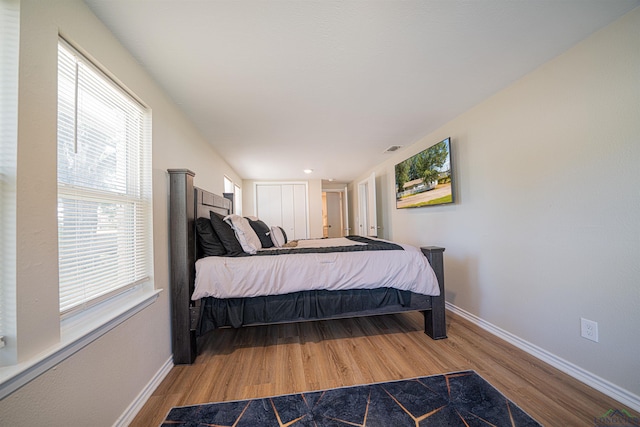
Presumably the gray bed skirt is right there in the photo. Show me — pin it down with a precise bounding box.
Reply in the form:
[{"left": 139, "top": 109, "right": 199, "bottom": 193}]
[{"left": 197, "top": 288, "right": 432, "bottom": 335}]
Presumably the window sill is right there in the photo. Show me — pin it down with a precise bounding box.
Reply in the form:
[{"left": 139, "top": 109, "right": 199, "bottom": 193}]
[{"left": 0, "top": 286, "right": 162, "bottom": 400}]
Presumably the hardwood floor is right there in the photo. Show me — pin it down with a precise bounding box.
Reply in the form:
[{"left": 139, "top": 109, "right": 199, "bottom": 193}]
[{"left": 131, "top": 311, "right": 625, "bottom": 426}]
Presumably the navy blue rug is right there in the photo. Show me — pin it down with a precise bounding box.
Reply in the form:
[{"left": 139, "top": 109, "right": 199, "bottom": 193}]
[{"left": 161, "top": 370, "right": 542, "bottom": 426}]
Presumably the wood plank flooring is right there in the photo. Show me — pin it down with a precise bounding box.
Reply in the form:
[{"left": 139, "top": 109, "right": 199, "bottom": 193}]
[{"left": 131, "top": 311, "right": 626, "bottom": 426}]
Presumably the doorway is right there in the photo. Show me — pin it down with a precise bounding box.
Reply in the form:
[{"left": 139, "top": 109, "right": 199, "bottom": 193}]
[{"left": 322, "top": 187, "right": 349, "bottom": 238}]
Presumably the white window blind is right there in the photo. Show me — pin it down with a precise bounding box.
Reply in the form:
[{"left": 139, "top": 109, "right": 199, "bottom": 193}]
[
  {"left": 234, "top": 184, "right": 242, "bottom": 216},
  {"left": 1, "top": 0, "right": 19, "bottom": 354},
  {"left": 57, "top": 39, "right": 151, "bottom": 316},
  {"left": 224, "top": 176, "right": 233, "bottom": 194}
]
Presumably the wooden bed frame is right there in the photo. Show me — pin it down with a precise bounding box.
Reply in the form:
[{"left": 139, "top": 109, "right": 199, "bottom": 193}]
[{"left": 168, "top": 169, "right": 447, "bottom": 365}]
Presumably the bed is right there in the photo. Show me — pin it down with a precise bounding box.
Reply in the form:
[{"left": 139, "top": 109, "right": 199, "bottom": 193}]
[{"left": 168, "top": 169, "right": 447, "bottom": 365}]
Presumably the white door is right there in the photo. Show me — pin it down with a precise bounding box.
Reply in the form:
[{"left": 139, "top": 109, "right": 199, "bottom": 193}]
[
  {"left": 281, "top": 184, "right": 295, "bottom": 238},
  {"left": 324, "top": 192, "right": 343, "bottom": 238},
  {"left": 292, "top": 184, "right": 308, "bottom": 239},
  {"left": 256, "top": 184, "right": 282, "bottom": 227},
  {"left": 358, "top": 173, "right": 377, "bottom": 237}
]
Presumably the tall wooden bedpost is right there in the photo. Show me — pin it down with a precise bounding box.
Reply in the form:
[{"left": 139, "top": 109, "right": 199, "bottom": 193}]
[
  {"left": 168, "top": 169, "right": 197, "bottom": 364},
  {"left": 421, "top": 246, "right": 447, "bottom": 339}
]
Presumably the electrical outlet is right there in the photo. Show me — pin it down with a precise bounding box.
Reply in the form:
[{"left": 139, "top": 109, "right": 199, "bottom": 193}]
[{"left": 581, "top": 318, "right": 599, "bottom": 342}]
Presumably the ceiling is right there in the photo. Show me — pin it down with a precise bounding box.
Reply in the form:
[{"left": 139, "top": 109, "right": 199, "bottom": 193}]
[{"left": 85, "top": 0, "right": 638, "bottom": 183}]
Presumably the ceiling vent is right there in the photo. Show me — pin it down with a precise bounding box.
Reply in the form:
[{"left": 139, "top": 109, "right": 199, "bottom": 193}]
[{"left": 383, "top": 145, "right": 402, "bottom": 153}]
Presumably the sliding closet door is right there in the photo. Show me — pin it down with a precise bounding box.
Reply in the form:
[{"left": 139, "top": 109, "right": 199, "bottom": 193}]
[
  {"left": 292, "top": 184, "right": 308, "bottom": 239},
  {"left": 256, "top": 183, "right": 308, "bottom": 240},
  {"left": 256, "top": 184, "right": 282, "bottom": 226},
  {"left": 280, "top": 184, "right": 295, "bottom": 238}
]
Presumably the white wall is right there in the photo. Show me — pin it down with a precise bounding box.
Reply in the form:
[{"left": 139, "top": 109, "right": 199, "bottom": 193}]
[
  {"left": 353, "top": 7, "right": 640, "bottom": 400},
  {"left": 0, "top": 0, "right": 241, "bottom": 425}
]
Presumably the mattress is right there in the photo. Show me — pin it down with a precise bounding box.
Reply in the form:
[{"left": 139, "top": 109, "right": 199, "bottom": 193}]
[{"left": 192, "top": 237, "right": 439, "bottom": 299}]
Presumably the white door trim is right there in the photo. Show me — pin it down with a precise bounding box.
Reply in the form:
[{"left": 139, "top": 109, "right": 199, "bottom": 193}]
[
  {"left": 323, "top": 188, "right": 350, "bottom": 237},
  {"left": 357, "top": 173, "right": 377, "bottom": 237}
]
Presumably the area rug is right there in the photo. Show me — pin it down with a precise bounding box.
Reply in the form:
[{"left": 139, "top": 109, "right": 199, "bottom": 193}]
[{"left": 161, "top": 370, "right": 542, "bottom": 426}]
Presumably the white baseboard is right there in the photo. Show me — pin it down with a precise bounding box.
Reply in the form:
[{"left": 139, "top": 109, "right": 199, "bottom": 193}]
[
  {"left": 446, "top": 302, "right": 640, "bottom": 413},
  {"left": 114, "top": 356, "right": 174, "bottom": 427}
]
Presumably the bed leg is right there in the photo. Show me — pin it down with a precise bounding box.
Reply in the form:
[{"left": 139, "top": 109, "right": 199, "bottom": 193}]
[{"left": 421, "top": 246, "right": 447, "bottom": 339}]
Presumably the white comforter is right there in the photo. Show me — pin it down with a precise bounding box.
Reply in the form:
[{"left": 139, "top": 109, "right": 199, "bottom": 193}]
[{"left": 192, "top": 237, "right": 440, "bottom": 299}]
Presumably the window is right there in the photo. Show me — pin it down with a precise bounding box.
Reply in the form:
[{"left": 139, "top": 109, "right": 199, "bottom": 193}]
[
  {"left": 224, "top": 176, "right": 242, "bottom": 214},
  {"left": 0, "top": 0, "right": 19, "bottom": 358},
  {"left": 234, "top": 184, "right": 242, "bottom": 216},
  {"left": 57, "top": 39, "right": 151, "bottom": 316},
  {"left": 223, "top": 176, "right": 234, "bottom": 194}
]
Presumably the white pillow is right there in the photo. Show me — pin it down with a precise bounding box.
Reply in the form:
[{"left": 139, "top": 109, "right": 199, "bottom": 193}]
[
  {"left": 224, "top": 214, "right": 261, "bottom": 254},
  {"left": 270, "top": 226, "right": 286, "bottom": 248}
]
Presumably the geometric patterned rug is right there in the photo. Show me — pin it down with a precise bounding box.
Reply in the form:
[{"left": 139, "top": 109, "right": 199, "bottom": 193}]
[{"left": 161, "top": 370, "right": 542, "bottom": 426}]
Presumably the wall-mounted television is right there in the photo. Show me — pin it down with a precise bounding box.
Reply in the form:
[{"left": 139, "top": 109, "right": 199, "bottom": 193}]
[{"left": 395, "top": 137, "right": 454, "bottom": 209}]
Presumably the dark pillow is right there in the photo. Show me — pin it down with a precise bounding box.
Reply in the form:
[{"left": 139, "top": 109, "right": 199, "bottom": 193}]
[
  {"left": 247, "top": 218, "right": 273, "bottom": 248},
  {"left": 195, "top": 217, "right": 226, "bottom": 257},
  {"left": 209, "top": 212, "right": 245, "bottom": 256},
  {"left": 278, "top": 226, "right": 288, "bottom": 244}
]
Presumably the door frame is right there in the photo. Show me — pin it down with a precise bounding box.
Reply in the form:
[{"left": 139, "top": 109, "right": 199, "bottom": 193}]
[
  {"left": 357, "top": 173, "right": 377, "bottom": 237},
  {"left": 322, "top": 186, "right": 350, "bottom": 237}
]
